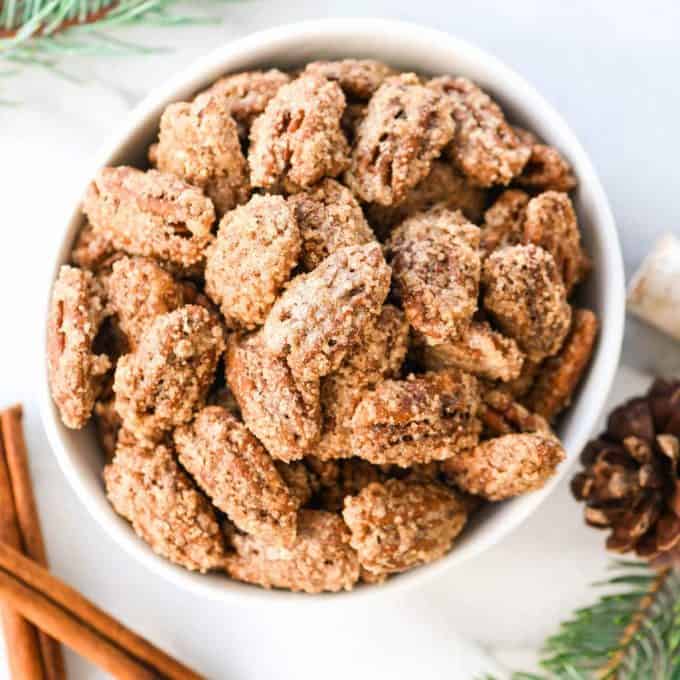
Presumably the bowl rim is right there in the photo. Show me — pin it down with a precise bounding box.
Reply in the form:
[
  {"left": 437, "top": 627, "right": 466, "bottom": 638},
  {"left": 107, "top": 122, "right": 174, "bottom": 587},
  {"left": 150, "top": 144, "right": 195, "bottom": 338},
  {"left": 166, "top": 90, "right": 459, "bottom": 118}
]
[{"left": 39, "top": 17, "right": 626, "bottom": 603}]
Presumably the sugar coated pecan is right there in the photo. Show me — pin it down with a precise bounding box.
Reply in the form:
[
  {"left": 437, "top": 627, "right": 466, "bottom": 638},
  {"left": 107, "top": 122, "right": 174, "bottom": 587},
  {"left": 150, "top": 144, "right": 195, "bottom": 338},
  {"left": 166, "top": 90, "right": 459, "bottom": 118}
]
[
  {"left": 386, "top": 206, "right": 481, "bottom": 344},
  {"left": 303, "top": 59, "right": 396, "bottom": 100},
  {"left": 104, "top": 437, "right": 225, "bottom": 572},
  {"left": 442, "top": 432, "right": 565, "bottom": 500},
  {"left": 155, "top": 92, "right": 250, "bottom": 215},
  {"left": 70, "top": 221, "right": 117, "bottom": 271},
  {"left": 248, "top": 74, "right": 350, "bottom": 190},
  {"left": 47, "top": 266, "right": 111, "bottom": 429},
  {"left": 482, "top": 244, "right": 571, "bottom": 361},
  {"left": 345, "top": 74, "right": 454, "bottom": 205},
  {"left": 365, "top": 161, "right": 487, "bottom": 239},
  {"left": 315, "top": 458, "right": 386, "bottom": 512},
  {"left": 429, "top": 76, "right": 530, "bottom": 187},
  {"left": 343, "top": 479, "right": 467, "bottom": 574},
  {"left": 263, "top": 242, "right": 391, "bottom": 382},
  {"left": 288, "top": 179, "right": 375, "bottom": 271},
  {"left": 205, "top": 194, "right": 300, "bottom": 329},
  {"left": 82, "top": 166, "right": 215, "bottom": 268},
  {"left": 524, "top": 308, "right": 599, "bottom": 420},
  {"left": 226, "top": 331, "right": 321, "bottom": 462},
  {"left": 174, "top": 406, "right": 299, "bottom": 547},
  {"left": 113, "top": 305, "right": 224, "bottom": 440},
  {"left": 350, "top": 369, "right": 482, "bottom": 466},
  {"left": 479, "top": 388, "right": 551, "bottom": 436},
  {"left": 225, "top": 509, "right": 360, "bottom": 592},
  {"left": 421, "top": 321, "right": 524, "bottom": 382},
  {"left": 480, "top": 189, "right": 530, "bottom": 254},
  {"left": 105, "top": 256, "right": 185, "bottom": 350},
  {"left": 513, "top": 128, "right": 577, "bottom": 193}
]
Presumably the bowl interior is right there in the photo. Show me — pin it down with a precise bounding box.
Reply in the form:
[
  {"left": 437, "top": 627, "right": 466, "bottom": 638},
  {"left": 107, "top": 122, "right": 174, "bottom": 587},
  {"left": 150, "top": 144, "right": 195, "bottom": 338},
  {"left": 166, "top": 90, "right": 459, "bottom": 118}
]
[{"left": 41, "top": 19, "right": 625, "bottom": 602}]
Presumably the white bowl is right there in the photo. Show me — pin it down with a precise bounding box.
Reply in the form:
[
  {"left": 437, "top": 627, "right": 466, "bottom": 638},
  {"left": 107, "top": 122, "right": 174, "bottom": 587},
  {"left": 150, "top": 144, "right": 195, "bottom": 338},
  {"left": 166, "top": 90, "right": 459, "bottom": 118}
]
[{"left": 40, "top": 18, "right": 625, "bottom": 602}]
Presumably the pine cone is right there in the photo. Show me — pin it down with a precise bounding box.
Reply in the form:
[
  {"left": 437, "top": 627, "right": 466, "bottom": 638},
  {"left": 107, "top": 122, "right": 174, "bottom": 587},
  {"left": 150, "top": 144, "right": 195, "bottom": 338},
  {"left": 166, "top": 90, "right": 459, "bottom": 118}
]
[{"left": 571, "top": 378, "right": 680, "bottom": 561}]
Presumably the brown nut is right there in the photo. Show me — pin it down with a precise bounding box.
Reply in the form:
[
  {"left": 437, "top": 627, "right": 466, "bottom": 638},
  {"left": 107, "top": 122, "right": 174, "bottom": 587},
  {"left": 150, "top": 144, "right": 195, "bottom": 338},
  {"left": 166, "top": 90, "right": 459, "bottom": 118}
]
[
  {"left": 513, "top": 128, "right": 577, "bottom": 193},
  {"left": 303, "top": 59, "right": 397, "bottom": 100},
  {"left": 47, "top": 266, "right": 111, "bottom": 429},
  {"left": 82, "top": 166, "right": 215, "bottom": 268},
  {"left": 204, "top": 194, "right": 301, "bottom": 330},
  {"left": 386, "top": 206, "right": 481, "bottom": 344},
  {"left": 263, "top": 242, "right": 391, "bottom": 382},
  {"left": 225, "top": 509, "right": 360, "bottom": 593},
  {"left": 345, "top": 74, "right": 455, "bottom": 206},
  {"left": 174, "top": 406, "right": 299, "bottom": 547},
  {"left": 480, "top": 189, "right": 530, "bottom": 255},
  {"left": 343, "top": 479, "right": 468, "bottom": 574}
]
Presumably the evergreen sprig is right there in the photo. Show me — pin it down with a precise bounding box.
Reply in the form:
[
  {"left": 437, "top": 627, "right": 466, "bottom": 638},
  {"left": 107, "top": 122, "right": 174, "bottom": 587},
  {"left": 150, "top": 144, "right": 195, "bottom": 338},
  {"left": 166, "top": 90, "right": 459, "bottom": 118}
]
[
  {"left": 0, "top": 1, "right": 229, "bottom": 72},
  {"left": 491, "top": 562, "right": 680, "bottom": 679}
]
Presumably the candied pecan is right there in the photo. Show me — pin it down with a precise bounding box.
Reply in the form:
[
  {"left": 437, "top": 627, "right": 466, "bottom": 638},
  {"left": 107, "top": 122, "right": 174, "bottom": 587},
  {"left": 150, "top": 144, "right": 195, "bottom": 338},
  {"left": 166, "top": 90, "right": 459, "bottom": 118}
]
[
  {"left": 287, "top": 179, "right": 375, "bottom": 271},
  {"left": 226, "top": 331, "right": 321, "bottom": 462},
  {"left": 421, "top": 321, "right": 524, "bottom": 382},
  {"left": 93, "top": 398, "right": 121, "bottom": 462},
  {"left": 70, "top": 221, "right": 117, "bottom": 271},
  {"left": 345, "top": 74, "right": 455, "bottom": 205},
  {"left": 502, "top": 358, "right": 541, "bottom": 399},
  {"left": 365, "top": 161, "right": 487, "bottom": 239},
  {"left": 315, "top": 458, "right": 386, "bottom": 512},
  {"left": 104, "top": 437, "right": 225, "bottom": 572},
  {"left": 480, "top": 389, "right": 551, "bottom": 436},
  {"left": 263, "top": 242, "right": 391, "bottom": 382},
  {"left": 225, "top": 509, "right": 360, "bottom": 593},
  {"left": 47, "top": 266, "right": 111, "bottom": 429},
  {"left": 104, "top": 256, "right": 185, "bottom": 349},
  {"left": 303, "top": 59, "right": 396, "bottom": 100},
  {"left": 275, "top": 461, "right": 314, "bottom": 507},
  {"left": 386, "top": 206, "right": 481, "bottom": 344},
  {"left": 480, "top": 189, "right": 530, "bottom": 254},
  {"left": 248, "top": 74, "right": 350, "bottom": 190},
  {"left": 524, "top": 308, "right": 599, "bottom": 421},
  {"left": 442, "top": 432, "right": 565, "bottom": 500},
  {"left": 429, "top": 76, "right": 530, "bottom": 187},
  {"left": 343, "top": 479, "right": 467, "bottom": 574},
  {"left": 154, "top": 92, "right": 250, "bottom": 215},
  {"left": 523, "top": 191, "right": 589, "bottom": 293},
  {"left": 204, "top": 195, "right": 300, "bottom": 329},
  {"left": 513, "top": 128, "right": 577, "bottom": 193},
  {"left": 174, "top": 406, "right": 298, "bottom": 547},
  {"left": 82, "top": 167, "right": 215, "bottom": 268},
  {"left": 482, "top": 244, "right": 571, "bottom": 361},
  {"left": 350, "top": 370, "right": 482, "bottom": 466},
  {"left": 113, "top": 305, "right": 224, "bottom": 440},
  {"left": 201, "top": 69, "right": 291, "bottom": 136}
]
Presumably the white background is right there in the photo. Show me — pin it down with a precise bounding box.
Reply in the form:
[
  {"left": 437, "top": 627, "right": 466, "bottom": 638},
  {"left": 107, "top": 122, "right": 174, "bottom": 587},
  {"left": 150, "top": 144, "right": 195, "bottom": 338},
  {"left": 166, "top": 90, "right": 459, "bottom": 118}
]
[{"left": 2, "top": 1, "right": 680, "bottom": 677}]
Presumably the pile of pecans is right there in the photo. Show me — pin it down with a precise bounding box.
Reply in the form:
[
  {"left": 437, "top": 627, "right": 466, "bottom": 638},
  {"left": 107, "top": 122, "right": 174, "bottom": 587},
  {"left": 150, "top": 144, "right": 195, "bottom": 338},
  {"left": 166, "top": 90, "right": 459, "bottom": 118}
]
[{"left": 47, "top": 59, "right": 598, "bottom": 592}]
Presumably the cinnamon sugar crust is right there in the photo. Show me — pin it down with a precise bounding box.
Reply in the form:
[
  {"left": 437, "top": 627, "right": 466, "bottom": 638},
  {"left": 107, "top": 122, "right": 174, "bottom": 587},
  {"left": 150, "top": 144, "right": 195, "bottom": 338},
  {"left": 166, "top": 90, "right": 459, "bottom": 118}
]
[{"left": 303, "top": 59, "right": 397, "bottom": 100}]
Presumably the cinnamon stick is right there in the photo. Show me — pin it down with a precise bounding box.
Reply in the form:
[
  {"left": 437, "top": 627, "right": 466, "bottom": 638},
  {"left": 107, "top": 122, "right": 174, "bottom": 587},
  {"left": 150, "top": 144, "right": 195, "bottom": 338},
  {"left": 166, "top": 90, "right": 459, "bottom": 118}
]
[
  {"left": 0, "top": 434, "right": 45, "bottom": 679},
  {"left": 0, "top": 542, "right": 204, "bottom": 680},
  {"left": 1, "top": 405, "right": 66, "bottom": 680}
]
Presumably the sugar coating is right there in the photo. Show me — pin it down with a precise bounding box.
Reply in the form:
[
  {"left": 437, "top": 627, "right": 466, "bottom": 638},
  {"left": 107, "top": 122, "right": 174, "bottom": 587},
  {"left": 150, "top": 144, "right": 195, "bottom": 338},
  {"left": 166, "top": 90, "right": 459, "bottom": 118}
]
[
  {"left": 287, "top": 179, "right": 375, "bottom": 271},
  {"left": 482, "top": 244, "right": 572, "bottom": 361},
  {"left": 523, "top": 191, "right": 589, "bottom": 293},
  {"left": 350, "top": 369, "right": 482, "bottom": 466},
  {"left": 82, "top": 167, "right": 215, "bottom": 268},
  {"left": 248, "top": 74, "right": 350, "bottom": 190},
  {"left": 442, "top": 432, "right": 565, "bottom": 500},
  {"left": 205, "top": 195, "right": 301, "bottom": 329},
  {"left": 47, "top": 266, "right": 110, "bottom": 429},
  {"left": 105, "top": 256, "right": 184, "bottom": 350},
  {"left": 524, "top": 308, "right": 599, "bottom": 421},
  {"left": 480, "top": 189, "right": 530, "bottom": 255},
  {"left": 104, "top": 436, "right": 225, "bottom": 572},
  {"left": 386, "top": 206, "right": 481, "bottom": 344},
  {"left": 174, "top": 406, "right": 299, "bottom": 547},
  {"left": 365, "top": 161, "right": 487, "bottom": 239},
  {"left": 315, "top": 459, "right": 386, "bottom": 512},
  {"left": 303, "top": 59, "right": 396, "bottom": 100},
  {"left": 421, "top": 320, "right": 525, "bottom": 382},
  {"left": 343, "top": 479, "right": 467, "bottom": 574},
  {"left": 429, "top": 76, "right": 530, "bottom": 187},
  {"left": 345, "top": 74, "right": 455, "bottom": 206},
  {"left": 226, "top": 331, "right": 321, "bottom": 462},
  {"left": 154, "top": 92, "right": 250, "bottom": 215},
  {"left": 479, "top": 388, "right": 551, "bottom": 437},
  {"left": 113, "top": 305, "right": 224, "bottom": 440},
  {"left": 264, "top": 243, "right": 391, "bottom": 382},
  {"left": 514, "top": 127, "right": 577, "bottom": 193},
  {"left": 71, "top": 221, "right": 117, "bottom": 271},
  {"left": 274, "top": 461, "right": 314, "bottom": 507},
  {"left": 225, "top": 510, "right": 360, "bottom": 593}
]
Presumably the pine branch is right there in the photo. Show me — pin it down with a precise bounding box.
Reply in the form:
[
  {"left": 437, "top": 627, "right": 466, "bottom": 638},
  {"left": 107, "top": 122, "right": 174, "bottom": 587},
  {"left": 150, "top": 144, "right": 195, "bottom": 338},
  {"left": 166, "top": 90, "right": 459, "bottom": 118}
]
[{"left": 486, "top": 562, "right": 680, "bottom": 680}]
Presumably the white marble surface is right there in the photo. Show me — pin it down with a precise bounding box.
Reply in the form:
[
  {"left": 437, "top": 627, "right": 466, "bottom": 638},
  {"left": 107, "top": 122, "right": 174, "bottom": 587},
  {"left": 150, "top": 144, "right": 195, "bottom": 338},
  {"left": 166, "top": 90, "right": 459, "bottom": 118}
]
[{"left": 2, "top": 2, "right": 680, "bottom": 678}]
